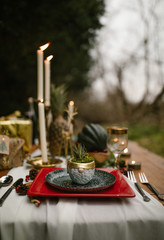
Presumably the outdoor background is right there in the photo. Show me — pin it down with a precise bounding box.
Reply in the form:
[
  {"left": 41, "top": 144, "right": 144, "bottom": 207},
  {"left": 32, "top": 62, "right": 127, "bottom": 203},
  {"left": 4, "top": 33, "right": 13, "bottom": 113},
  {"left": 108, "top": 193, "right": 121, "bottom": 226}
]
[{"left": 1, "top": 0, "right": 164, "bottom": 156}]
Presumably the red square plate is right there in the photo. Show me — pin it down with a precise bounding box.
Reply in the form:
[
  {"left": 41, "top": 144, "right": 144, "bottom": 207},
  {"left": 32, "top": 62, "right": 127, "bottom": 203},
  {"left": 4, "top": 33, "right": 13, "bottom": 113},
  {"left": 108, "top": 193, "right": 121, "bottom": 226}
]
[{"left": 27, "top": 168, "right": 135, "bottom": 198}]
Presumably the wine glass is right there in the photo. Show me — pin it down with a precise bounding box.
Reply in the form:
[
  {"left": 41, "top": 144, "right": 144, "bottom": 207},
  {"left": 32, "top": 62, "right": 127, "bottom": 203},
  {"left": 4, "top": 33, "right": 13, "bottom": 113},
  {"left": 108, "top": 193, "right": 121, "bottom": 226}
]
[{"left": 107, "top": 127, "right": 128, "bottom": 168}]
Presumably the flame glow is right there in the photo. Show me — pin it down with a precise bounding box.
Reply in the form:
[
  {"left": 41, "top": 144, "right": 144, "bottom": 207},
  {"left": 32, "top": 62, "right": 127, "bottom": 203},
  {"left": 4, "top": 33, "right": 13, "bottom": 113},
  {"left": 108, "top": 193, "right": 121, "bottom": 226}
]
[
  {"left": 46, "top": 55, "right": 53, "bottom": 61},
  {"left": 40, "top": 42, "right": 50, "bottom": 51},
  {"left": 113, "top": 137, "right": 118, "bottom": 143},
  {"left": 124, "top": 148, "right": 128, "bottom": 153},
  {"left": 132, "top": 160, "right": 136, "bottom": 164},
  {"left": 69, "top": 101, "right": 74, "bottom": 106},
  {"left": 121, "top": 141, "right": 125, "bottom": 146}
]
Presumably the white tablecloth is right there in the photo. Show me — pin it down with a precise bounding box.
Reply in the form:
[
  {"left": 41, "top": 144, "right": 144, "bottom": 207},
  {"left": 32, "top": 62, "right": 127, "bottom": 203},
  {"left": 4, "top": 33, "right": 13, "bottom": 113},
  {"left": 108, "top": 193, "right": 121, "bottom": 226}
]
[{"left": 0, "top": 150, "right": 164, "bottom": 240}]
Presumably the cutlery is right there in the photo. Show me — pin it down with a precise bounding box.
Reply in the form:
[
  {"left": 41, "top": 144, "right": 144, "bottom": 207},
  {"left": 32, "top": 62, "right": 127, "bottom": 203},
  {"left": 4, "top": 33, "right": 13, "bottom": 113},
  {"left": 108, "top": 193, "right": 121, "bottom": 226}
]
[
  {"left": 127, "top": 171, "right": 151, "bottom": 202},
  {"left": 0, "top": 175, "right": 13, "bottom": 188},
  {"left": 0, "top": 178, "right": 23, "bottom": 206},
  {"left": 139, "top": 172, "right": 164, "bottom": 201}
]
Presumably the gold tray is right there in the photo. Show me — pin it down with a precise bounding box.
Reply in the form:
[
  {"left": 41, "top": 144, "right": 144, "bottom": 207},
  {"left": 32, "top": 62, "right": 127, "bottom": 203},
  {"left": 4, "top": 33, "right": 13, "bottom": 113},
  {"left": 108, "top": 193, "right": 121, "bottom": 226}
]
[{"left": 27, "top": 156, "right": 62, "bottom": 169}]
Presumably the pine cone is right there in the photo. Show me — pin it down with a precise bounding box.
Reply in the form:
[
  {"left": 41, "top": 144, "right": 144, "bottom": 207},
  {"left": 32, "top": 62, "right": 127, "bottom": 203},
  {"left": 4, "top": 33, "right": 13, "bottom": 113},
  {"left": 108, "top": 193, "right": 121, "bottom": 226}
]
[
  {"left": 16, "top": 182, "right": 32, "bottom": 195},
  {"left": 29, "top": 169, "right": 39, "bottom": 180}
]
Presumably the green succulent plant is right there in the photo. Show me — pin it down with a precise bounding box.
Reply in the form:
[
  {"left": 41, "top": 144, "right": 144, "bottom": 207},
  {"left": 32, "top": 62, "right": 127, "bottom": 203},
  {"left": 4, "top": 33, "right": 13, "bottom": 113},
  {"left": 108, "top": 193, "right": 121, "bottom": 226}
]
[{"left": 72, "top": 144, "right": 94, "bottom": 163}]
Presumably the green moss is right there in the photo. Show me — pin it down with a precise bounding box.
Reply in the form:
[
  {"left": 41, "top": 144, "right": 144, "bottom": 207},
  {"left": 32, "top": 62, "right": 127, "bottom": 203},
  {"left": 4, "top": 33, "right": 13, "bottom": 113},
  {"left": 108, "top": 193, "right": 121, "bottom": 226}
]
[{"left": 72, "top": 155, "right": 94, "bottom": 163}]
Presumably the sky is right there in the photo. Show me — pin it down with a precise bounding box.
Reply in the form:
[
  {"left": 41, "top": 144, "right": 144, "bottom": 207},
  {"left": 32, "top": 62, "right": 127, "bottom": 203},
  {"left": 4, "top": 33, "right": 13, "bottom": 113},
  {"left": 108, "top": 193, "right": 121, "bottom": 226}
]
[{"left": 90, "top": 0, "right": 164, "bottom": 103}]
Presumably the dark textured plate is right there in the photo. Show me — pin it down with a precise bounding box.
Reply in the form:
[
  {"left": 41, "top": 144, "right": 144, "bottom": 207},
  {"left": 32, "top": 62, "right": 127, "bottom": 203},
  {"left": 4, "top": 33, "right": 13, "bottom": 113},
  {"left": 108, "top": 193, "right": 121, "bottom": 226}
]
[{"left": 45, "top": 169, "right": 116, "bottom": 192}]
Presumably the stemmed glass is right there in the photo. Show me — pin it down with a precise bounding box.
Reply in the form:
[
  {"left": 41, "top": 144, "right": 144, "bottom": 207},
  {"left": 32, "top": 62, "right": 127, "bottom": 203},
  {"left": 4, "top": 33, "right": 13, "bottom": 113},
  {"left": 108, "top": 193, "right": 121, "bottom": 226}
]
[{"left": 107, "top": 127, "right": 128, "bottom": 168}]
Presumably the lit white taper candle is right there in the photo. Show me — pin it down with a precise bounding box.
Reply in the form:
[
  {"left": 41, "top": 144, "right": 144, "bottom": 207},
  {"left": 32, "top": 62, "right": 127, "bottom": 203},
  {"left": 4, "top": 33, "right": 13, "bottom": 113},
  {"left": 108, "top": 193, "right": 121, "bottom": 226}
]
[
  {"left": 37, "top": 42, "right": 50, "bottom": 100},
  {"left": 68, "top": 100, "right": 74, "bottom": 135},
  {"left": 38, "top": 100, "right": 48, "bottom": 163},
  {"left": 45, "top": 55, "right": 53, "bottom": 107}
]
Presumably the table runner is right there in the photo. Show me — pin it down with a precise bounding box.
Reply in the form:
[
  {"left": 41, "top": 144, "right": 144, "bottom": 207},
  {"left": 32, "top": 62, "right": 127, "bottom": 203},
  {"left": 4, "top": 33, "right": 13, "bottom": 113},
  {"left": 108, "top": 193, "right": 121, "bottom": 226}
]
[{"left": 0, "top": 151, "right": 164, "bottom": 240}]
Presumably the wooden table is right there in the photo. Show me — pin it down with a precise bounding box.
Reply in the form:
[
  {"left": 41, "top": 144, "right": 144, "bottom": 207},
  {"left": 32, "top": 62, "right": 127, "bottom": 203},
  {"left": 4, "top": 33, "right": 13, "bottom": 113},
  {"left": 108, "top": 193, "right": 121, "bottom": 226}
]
[
  {"left": 0, "top": 141, "right": 164, "bottom": 205},
  {"left": 126, "top": 141, "right": 164, "bottom": 205}
]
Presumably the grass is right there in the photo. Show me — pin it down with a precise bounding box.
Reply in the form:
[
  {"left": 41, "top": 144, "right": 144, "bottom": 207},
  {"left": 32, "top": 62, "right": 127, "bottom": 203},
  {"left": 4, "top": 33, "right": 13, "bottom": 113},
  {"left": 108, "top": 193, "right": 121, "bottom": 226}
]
[{"left": 128, "top": 123, "right": 164, "bottom": 157}]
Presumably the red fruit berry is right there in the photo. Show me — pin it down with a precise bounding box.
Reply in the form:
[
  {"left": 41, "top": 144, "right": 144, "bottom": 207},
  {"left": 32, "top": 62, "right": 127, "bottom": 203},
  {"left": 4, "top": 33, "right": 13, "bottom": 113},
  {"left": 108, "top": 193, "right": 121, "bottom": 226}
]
[
  {"left": 25, "top": 178, "right": 29, "bottom": 182},
  {"left": 103, "top": 149, "right": 108, "bottom": 153}
]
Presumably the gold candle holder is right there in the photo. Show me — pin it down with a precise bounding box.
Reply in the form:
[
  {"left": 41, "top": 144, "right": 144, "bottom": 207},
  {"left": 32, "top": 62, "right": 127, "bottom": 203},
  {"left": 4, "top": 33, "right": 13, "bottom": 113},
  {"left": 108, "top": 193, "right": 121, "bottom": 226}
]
[
  {"left": 62, "top": 130, "right": 73, "bottom": 159},
  {"left": 27, "top": 156, "right": 62, "bottom": 169},
  {"left": 128, "top": 160, "right": 141, "bottom": 170}
]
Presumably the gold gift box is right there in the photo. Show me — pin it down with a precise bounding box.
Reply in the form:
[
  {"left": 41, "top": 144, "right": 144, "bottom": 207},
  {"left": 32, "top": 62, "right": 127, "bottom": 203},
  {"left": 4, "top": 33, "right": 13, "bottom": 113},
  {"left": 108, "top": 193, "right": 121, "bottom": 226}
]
[{"left": 0, "top": 119, "right": 32, "bottom": 152}]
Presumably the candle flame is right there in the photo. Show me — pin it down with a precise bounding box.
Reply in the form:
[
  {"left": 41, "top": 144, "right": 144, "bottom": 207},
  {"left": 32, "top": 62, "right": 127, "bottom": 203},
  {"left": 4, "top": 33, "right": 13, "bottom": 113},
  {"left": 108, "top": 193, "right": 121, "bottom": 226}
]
[
  {"left": 40, "top": 99, "right": 44, "bottom": 103},
  {"left": 132, "top": 160, "right": 136, "bottom": 164},
  {"left": 69, "top": 101, "right": 74, "bottom": 106},
  {"left": 124, "top": 148, "right": 128, "bottom": 153},
  {"left": 121, "top": 141, "right": 125, "bottom": 146},
  {"left": 113, "top": 137, "right": 118, "bottom": 143},
  {"left": 40, "top": 42, "right": 50, "bottom": 51},
  {"left": 46, "top": 55, "right": 53, "bottom": 61}
]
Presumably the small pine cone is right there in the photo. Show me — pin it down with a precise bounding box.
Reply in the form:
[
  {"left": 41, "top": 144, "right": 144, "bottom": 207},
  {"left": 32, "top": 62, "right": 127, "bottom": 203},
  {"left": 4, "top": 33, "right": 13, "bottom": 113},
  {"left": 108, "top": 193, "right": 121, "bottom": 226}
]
[
  {"left": 29, "top": 169, "right": 39, "bottom": 180},
  {"left": 16, "top": 182, "right": 32, "bottom": 195},
  {"left": 16, "top": 183, "right": 29, "bottom": 195}
]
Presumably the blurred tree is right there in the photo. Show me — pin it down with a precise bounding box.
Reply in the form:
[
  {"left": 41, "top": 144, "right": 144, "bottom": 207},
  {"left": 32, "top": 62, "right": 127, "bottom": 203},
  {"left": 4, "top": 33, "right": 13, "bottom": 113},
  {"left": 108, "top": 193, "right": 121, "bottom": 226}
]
[
  {"left": 0, "top": 0, "right": 105, "bottom": 116},
  {"left": 89, "top": 0, "right": 164, "bottom": 123}
]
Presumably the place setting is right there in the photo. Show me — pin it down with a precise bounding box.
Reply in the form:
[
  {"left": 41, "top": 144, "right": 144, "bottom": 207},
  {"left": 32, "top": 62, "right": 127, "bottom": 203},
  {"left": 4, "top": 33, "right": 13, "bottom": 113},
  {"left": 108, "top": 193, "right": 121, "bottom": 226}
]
[
  {"left": 27, "top": 141, "right": 135, "bottom": 198},
  {"left": 26, "top": 125, "right": 136, "bottom": 200}
]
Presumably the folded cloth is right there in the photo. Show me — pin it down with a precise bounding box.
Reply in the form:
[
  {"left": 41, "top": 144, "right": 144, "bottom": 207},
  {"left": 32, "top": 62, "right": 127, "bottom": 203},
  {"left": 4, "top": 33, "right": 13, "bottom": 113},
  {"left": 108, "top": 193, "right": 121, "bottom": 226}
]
[{"left": 0, "top": 156, "right": 164, "bottom": 240}]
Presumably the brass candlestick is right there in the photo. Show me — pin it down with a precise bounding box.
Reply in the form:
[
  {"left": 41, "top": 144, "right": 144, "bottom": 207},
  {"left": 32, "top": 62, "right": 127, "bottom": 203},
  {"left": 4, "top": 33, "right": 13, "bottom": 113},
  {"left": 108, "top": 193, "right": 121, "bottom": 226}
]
[
  {"left": 27, "top": 156, "right": 63, "bottom": 169},
  {"left": 62, "top": 130, "right": 73, "bottom": 159},
  {"left": 65, "top": 106, "right": 78, "bottom": 136}
]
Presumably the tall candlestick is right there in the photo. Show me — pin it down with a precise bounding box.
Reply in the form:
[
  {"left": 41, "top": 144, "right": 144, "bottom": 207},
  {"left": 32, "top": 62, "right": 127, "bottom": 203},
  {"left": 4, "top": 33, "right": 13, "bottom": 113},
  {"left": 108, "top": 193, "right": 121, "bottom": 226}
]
[
  {"left": 37, "top": 42, "right": 50, "bottom": 100},
  {"left": 68, "top": 100, "right": 74, "bottom": 135},
  {"left": 45, "top": 55, "right": 53, "bottom": 107},
  {"left": 38, "top": 101, "right": 48, "bottom": 163}
]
